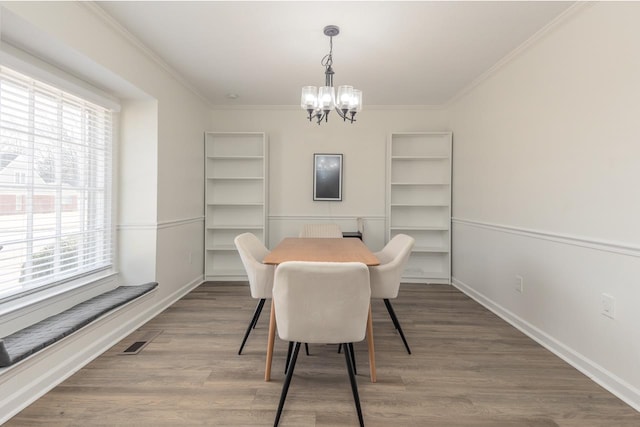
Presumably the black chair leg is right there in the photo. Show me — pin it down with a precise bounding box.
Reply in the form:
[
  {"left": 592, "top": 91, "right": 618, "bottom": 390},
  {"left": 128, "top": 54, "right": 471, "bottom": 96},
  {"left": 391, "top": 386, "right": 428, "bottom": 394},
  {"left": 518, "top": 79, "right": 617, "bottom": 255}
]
[
  {"left": 338, "top": 343, "right": 342, "bottom": 353},
  {"left": 275, "top": 342, "right": 301, "bottom": 427},
  {"left": 343, "top": 342, "right": 365, "bottom": 427},
  {"left": 383, "top": 299, "right": 411, "bottom": 354},
  {"left": 285, "top": 341, "right": 294, "bottom": 374},
  {"left": 348, "top": 342, "right": 357, "bottom": 375},
  {"left": 238, "top": 298, "right": 266, "bottom": 355},
  {"left": 287, "top": 343, "right": 309, "bottom": 373}
]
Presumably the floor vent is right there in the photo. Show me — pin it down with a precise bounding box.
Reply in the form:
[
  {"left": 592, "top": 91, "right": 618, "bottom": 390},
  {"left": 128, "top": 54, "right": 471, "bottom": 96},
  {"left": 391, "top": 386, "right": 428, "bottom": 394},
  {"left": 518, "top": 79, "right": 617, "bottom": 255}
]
[{"left": 118, "top": 330, "right": 162, "bottom": 355}]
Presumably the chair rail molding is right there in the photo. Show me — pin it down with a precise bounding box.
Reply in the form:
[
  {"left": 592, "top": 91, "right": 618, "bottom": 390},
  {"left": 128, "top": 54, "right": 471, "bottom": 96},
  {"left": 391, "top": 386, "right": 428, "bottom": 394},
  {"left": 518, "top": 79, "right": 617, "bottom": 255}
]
[
  {"left": 158, "top": 216, "right": 204, "bottom": 230},
  {"left": 452, "top": 218, "right": 640, "bottom": 258},
  {"left": 117, "top": 216, "right": 204, "bottom": 231}
]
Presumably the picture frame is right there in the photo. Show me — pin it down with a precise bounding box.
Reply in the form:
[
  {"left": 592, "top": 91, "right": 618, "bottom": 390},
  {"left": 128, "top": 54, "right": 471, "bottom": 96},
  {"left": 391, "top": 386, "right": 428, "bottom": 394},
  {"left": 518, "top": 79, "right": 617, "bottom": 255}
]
[{"left": 313, "top": 153, "right": 343, "bottom": 201}]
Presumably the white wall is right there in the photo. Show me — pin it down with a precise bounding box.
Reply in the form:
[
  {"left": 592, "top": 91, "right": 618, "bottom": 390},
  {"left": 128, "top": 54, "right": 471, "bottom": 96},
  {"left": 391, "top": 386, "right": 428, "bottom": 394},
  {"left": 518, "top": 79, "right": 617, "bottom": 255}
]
[
  {"left": 210, "top": 108, "right": 449, "bottom": 250},
  {"left": 117, "top": 100, "right": 158, "bottom": 286},
  {"left": 0, "top": 2, "right": 209, "bottom": 421},
  {"left": 449, "top": 3, "right": 640, "bottom": 410}
]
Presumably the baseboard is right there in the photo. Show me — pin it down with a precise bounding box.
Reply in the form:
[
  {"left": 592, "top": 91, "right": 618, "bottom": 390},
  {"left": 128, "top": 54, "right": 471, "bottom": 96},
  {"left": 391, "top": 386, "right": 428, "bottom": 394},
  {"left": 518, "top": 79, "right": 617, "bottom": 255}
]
[
  {"left": 0, "top": 275, "right": 204, "bottom": 423},
  {"left": 451, "top": 277, "right": 640, "bottom": 413}
]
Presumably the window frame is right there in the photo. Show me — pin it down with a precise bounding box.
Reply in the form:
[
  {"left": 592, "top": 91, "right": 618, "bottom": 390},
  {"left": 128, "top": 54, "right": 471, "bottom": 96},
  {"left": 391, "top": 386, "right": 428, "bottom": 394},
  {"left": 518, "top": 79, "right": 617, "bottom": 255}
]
[{"left": 0, "top": 51, "right": 118, "bottom": 305}]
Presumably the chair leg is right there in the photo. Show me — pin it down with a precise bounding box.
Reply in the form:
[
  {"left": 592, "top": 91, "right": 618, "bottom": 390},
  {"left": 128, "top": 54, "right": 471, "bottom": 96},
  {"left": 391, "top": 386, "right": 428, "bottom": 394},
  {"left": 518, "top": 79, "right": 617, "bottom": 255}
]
[
  {"left": 275, "top": 342, "right": 301, "bottom": 427},
  {"left": 238, "top": 298, "right": 266, "bottom": 355},
  {"left": 343, "top": 342, "right": 365, "bottom": 427},
  {"left": 305, "top": 343, "right": 310, "bottom": 356},
  {"left": 348, "top": 342, "right": 357, "bottom": 375},
  {"left": 383, "top": 299, "right": 411, "bottom": 354},
  {"left": 285, "top": 341, "right": 294, "bottom": 374}
]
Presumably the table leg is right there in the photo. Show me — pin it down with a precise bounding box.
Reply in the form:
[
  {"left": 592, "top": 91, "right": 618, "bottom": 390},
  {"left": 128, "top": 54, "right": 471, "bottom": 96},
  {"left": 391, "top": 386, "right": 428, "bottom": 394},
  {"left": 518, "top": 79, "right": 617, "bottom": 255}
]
[
  {"left": 366, "top": 304, "right": 377, "bottom": 383},
  {"left": 265, "top": 299, "right": 276, "bottom": 382}
]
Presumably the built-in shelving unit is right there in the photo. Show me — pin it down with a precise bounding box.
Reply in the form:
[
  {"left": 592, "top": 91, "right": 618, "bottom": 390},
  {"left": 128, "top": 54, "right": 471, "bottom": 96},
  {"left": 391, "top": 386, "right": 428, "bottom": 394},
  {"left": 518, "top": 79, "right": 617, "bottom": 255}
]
[
  {"left": 387, "top": 132, "right": 452, "bottom": 284},
  {"left": 204, "top": 132, "right": 268, "bottom": 280}
]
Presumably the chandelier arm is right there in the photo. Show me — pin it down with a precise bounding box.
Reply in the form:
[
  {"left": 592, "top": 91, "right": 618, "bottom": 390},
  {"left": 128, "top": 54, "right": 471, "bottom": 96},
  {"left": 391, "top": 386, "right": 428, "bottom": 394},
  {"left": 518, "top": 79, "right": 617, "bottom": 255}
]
[{"left": 334, "top": 107, "right": 356, "bottom": 123}]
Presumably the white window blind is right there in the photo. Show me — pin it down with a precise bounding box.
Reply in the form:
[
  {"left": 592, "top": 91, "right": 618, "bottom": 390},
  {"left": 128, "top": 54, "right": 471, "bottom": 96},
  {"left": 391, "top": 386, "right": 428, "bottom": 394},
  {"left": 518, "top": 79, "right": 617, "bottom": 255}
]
[{"left": 0, "top": 65, "right": 113, "bottom": 300}]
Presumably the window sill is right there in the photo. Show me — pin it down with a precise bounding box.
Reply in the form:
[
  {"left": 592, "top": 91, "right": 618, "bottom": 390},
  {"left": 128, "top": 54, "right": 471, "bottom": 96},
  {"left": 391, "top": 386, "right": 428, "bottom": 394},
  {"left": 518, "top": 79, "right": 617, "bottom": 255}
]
[{"left": 0, "top": 270, "right": 119, "bottom": 336}]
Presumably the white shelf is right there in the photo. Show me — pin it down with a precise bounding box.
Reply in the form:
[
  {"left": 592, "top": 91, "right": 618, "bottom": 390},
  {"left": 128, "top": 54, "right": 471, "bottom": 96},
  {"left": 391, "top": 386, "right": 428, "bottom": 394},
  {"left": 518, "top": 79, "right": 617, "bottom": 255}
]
[
  {"left": 204, "top": 132, "right": 268, "bottom": 280},
  {"left": 206, "top": 245, "right": 237, "bottom": 251},
  {"left": 207, "top": 202, "right": 264, "bottom": 206},
  {"left": 390, "top": 225, "right": 450, "bottom": 231},
  {"left": 390, "top": 203, "right": 449, "bottom": 207},
  {"left": 208, "top": 155, "right": 264, "bottom": 160},
  {"left": 413, "top": 246, "right": 449, "bottom": 253},
  {"left": 387, "top": 132, "right": 452, "bottom": 284},
  {"left": 206, "top": 224, "right": 264, "bottom": 230},
  {"left": 207, "top": 177, "right": 264, "bottom": 180},
  {"left": 391, "top": 155, "right": 449, "bottom": 160},
  {"left": 391, "top": 182, "right": 449, "bottom": 186}
]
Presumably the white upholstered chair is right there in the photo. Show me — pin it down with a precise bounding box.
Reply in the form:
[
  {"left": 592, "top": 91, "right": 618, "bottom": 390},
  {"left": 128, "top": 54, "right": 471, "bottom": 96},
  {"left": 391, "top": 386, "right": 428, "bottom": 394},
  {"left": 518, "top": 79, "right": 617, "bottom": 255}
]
[
  {"left": 272, "top": 261, "right": 370, "bottom": 427},
  {"left": 369, "top": 234, "right": 415, "bottom": 354},
  {"left": 298, "top": 223, "right": 343, "bottom": 238},
  {"left": 234, "top": 233, "right": 274, "bottom": 355}
]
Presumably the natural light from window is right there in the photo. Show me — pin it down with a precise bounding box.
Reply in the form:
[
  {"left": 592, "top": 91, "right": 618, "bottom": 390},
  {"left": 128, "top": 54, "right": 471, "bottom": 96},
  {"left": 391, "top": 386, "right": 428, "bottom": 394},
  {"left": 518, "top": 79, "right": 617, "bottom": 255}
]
[{"left": 0, "top": 66, "right": 113, "bottom": 300}]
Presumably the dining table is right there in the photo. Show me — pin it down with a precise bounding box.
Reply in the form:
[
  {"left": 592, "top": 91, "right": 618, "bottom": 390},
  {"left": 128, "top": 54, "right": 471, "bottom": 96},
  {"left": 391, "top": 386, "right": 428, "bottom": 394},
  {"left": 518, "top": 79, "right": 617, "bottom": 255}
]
[{"left": 262, "top": 237, "right": 380, "bottom": 383}]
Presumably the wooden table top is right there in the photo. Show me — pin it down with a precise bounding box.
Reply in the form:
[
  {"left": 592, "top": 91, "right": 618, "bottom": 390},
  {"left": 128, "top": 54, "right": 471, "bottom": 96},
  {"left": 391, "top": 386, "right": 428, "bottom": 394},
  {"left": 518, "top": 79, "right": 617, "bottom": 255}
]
[{"left": 263, "top": 237, "right": 380, "bottom": 266}]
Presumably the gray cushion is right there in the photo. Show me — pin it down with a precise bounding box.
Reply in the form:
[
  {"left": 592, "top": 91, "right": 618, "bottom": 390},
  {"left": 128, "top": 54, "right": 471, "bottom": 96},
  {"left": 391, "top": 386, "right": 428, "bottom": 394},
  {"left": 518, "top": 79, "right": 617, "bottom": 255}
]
[{"left": 0, "top": 283, "right": 157, "bottom": 367}]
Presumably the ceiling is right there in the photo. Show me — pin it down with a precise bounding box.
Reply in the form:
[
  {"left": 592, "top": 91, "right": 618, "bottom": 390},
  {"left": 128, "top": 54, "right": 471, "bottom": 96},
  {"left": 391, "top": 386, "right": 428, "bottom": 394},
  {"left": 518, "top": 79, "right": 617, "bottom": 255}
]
[{"left": 95, "top": 1, "right": 574, "bottom": 108}]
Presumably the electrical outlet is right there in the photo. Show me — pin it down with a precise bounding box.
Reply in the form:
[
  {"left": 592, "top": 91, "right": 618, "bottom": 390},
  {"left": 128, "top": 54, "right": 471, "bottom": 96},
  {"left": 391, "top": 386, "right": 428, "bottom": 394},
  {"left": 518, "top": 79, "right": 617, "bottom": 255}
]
[
  {"left": 601, "top": 293, "right": 615, "bottom": 319},
  {"left": 515, "top": 275, "right": 524, "bottom": 293}
]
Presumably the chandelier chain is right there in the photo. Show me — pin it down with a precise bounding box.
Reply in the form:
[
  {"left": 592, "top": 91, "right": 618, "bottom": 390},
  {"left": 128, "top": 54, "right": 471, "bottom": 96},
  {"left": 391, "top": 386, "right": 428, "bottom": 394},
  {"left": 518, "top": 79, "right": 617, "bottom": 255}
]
[{"left": 321, "top": 36, "right": 334, "bottom": 68}]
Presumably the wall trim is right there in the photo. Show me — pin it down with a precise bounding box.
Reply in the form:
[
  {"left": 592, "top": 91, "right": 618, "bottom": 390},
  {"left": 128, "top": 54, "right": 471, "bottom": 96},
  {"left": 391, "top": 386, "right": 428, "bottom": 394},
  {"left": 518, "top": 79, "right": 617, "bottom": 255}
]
[
  {"left": 0, "top": 275, "right": 204, "bottom": 423},
  {"left": 117, "top": 216, "right": 204, "bottom": 231},
  {"left": 157, "top": 216, "right": 204, "bottom": 230},
  {"left": 81, "top": 2, "right": 211, "bottom": 109},
  {"left": 116, "top": 222, "right": 157, "bottom": 231},
  {"left": 452, "top": 218, "right": 640, "bottom": 258},
  {"left": 451, "top": 276, "right": 640, "bottom": 413},
  {"left": 445, "top": 2, "right": 591, "bottom": 107},
  {"left": 269, "top": 215, "right": 385, "bottom": 221},
  {"left": 210, "top": 104, "right": 447, "bottom": 111}
]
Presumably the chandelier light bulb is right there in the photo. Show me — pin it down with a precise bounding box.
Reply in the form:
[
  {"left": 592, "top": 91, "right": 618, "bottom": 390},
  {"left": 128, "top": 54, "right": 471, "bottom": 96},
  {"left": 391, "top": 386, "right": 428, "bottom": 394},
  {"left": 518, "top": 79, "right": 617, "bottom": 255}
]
[
  {"left": 337, "top": 85, "right": 354, "bottom": 110},
  {"left": 318, "top": 86, "right": 335, "bottom": 110},
  {"left": 349, "top": 89, "right": 363, "bottom": 112},
  {"left": 301, "top": 86, "right": 318, "bottom": 109}
]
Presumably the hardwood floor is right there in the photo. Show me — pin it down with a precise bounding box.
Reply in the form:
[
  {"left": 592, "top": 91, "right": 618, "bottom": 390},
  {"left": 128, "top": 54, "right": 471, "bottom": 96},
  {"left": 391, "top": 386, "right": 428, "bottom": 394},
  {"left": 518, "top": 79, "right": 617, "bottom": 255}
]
[{"left": 7, "top": 283, "right": 640, "bottom": 426}]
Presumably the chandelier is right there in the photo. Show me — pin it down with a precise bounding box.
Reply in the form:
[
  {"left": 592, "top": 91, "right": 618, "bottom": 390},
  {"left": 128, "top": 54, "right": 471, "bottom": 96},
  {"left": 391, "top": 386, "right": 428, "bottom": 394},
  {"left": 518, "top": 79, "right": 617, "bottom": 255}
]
[{"left": 300, "top": 25, "right": 362, "bottom": 124}]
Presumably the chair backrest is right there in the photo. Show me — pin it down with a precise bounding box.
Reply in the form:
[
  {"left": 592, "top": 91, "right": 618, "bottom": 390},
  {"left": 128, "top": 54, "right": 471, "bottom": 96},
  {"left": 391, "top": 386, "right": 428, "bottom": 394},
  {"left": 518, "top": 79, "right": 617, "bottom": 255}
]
[
  {"left": 234, "top": 233, "right": 274, "bottom": 299},
  {"left": 369, "top": 234, "right": 415, "bottom": 299},
  {"left": 273, "top": 261, "right": 371, "bottom": 344},
  {"left": 299, "top": 223, "right": 343, "bottom": 238}
]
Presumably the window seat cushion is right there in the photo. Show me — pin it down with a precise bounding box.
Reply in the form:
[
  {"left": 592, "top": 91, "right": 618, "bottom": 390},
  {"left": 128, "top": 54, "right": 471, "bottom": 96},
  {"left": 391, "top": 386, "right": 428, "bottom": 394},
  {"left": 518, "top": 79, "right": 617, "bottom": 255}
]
[{"left": 0, "top": 282, "right": 158, "bottom": 367}]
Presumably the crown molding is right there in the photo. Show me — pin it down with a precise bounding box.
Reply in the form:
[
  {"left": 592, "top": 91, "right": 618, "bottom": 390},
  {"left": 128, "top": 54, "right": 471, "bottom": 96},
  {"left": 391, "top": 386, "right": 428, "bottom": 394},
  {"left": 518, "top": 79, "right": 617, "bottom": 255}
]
[
  {"left": 81, "top": 2, "right": 212, "bottom": 108},
  {"left": 445, "top": 2, "right": 592, "bottom": 108},
  {"left": 210, "top": 104, "right": 447, "bottom": 111}
]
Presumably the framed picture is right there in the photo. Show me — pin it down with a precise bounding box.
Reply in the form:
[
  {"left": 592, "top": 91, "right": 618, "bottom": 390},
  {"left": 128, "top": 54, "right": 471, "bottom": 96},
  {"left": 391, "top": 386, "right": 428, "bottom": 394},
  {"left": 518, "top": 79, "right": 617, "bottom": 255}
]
[{"left": 313, "top": 153, "right": 343, "bottom": 201}]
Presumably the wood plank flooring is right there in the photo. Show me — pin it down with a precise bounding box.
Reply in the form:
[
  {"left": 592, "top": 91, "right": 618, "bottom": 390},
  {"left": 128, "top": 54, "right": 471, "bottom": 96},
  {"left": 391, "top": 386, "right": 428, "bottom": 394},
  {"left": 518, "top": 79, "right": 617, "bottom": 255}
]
[{"left": 7, "top": 283, "right": 640, "bottom": 426}]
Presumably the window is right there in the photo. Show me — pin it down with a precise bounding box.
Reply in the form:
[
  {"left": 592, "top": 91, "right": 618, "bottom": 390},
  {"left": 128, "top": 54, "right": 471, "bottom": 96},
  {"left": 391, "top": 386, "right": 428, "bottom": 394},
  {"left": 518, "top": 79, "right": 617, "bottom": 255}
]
[{"left": 0, "top": 65, "right": 114, "bottom": 300}]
